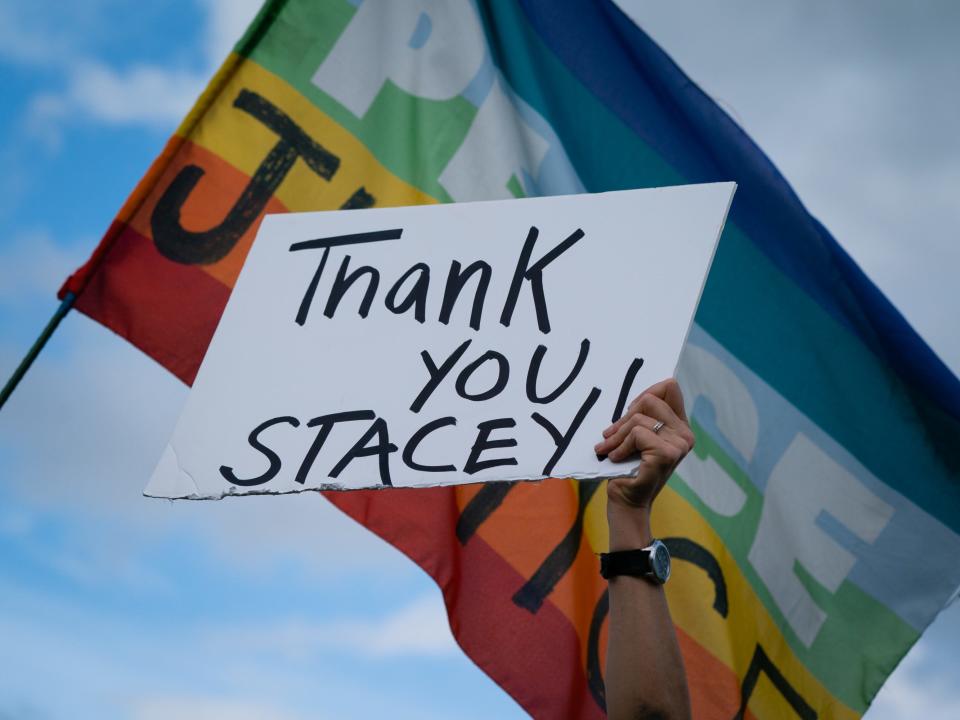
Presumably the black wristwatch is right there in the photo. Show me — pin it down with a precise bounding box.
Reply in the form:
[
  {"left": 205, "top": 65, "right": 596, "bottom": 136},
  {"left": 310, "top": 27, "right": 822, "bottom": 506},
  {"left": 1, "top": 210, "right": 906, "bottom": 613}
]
[{"left": 600, "top": 540, "right": 671, "bottom": 584}]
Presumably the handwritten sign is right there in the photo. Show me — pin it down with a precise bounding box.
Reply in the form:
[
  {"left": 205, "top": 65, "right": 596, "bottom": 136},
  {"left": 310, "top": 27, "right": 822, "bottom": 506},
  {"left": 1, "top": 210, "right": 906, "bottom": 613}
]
[{"left": 145, "top": 184, "right": 735, "bottom": 499}]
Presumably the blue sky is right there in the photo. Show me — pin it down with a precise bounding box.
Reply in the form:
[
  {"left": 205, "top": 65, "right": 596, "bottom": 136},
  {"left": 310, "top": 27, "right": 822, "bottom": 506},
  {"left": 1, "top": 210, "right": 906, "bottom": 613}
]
[{"left": 1, "top": 1, "right": 958, "bottom": 718}]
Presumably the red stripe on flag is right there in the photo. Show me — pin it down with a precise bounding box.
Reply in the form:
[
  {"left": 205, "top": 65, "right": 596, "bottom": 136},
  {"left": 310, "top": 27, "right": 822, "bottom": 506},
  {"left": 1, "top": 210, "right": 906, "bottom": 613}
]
[
  {"left": 325, "top": 486, "right": 607, "bottom": 720},
  {"left": 328, "top": 483, "right": 754, "bottom": 719},
  {"left": 73, "top": 221, "right": 230, "bottom": 385}
]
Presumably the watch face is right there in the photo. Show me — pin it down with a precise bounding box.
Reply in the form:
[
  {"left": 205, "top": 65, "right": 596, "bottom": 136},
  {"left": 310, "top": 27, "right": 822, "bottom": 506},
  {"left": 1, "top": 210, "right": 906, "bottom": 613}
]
[{"left": 650, "top": 541, "right": 671, "bottom": 583}]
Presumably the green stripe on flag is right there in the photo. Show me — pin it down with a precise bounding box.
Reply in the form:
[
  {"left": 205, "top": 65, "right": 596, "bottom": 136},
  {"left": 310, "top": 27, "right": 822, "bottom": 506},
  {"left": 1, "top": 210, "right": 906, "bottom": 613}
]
[
  {"left": 698, "top": 223, "right": 960, "bottom": 532},
  {"left": 676, "top": 420, "right": 917, "bottom": 712},
  {"left": 245, "top": 0, "right": 475, "bottom": 202}
]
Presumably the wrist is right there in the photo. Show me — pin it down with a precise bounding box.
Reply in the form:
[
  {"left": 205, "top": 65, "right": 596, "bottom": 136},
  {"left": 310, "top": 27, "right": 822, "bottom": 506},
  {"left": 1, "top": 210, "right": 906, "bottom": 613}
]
[{"left": 607, "top": 501, "right": 653, "bottom": 551}]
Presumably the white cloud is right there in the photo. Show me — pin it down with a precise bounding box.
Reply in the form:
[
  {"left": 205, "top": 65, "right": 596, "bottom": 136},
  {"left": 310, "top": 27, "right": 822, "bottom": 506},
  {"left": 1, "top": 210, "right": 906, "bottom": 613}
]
[
  {"left": 202, "top": 0, "right": 265, "bottom": 68},
  {"left": 15, "top": 0, "right": 263, "bottom": 144},
  {"left": 0, "top": 315, "right": 408, "bottom": 585},
  {"left": 0, "top": 575, "right": 495, "bottom": 720},
  {"left": 0, "top": 229, "right": 84, "bottom": 304},
  {"left": 26, "top": 59, "right": 206, "bottom": 149},
  {"left": 206, "top": 592, "right": 458, "bottom": 660},
  {"left": 133, "top": 696, "right": 306, "bottom": 720},
  {"left": 318, "top": 591, "right": 459, "bottom": 657},
  {"left": 866, "top": 643, "right": 960, "bottom": 719},
  {"left": 29, "top": 60, "right": 205, "bottom": 130},
  {"left": 0, "top": 1, "right": 80, "bottom": 68},
  {"left": 22, "top": 0, "right": 265, "bottom": 134}
]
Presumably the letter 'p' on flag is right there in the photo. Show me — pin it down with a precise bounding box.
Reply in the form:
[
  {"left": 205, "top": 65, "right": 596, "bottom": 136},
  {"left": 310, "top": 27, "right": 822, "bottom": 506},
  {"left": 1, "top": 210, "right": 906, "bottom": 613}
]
[{"left": 61, "top": 1, "right": 960, "bottom": 718}]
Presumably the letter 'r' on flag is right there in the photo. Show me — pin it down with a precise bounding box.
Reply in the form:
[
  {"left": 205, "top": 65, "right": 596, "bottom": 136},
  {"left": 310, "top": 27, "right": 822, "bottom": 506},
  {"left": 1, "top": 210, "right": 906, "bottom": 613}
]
[{"left": 60, "top": 1, "right": 960, "bottom": 718}]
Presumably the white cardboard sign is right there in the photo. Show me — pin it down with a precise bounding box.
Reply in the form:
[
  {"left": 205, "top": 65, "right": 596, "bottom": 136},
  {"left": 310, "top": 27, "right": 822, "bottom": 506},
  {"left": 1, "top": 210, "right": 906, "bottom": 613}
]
[{"left": 145, "top": 184, "right": 735, "bottom": 499}]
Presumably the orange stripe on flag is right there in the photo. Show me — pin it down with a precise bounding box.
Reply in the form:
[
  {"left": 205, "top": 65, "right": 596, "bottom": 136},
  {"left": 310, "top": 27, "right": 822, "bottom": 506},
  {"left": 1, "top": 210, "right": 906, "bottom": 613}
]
[{"left": 122, "top": 139, "right": 289, "bottom": 288}]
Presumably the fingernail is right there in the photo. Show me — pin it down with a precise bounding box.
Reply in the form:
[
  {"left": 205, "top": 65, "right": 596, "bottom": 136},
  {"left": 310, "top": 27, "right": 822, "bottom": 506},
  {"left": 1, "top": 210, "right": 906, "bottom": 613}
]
[
  {"left": 602, "top": 425, "right": 615, "bottom": 437},
  {"left": 595, "top": 452, "right": 608, "bottom": 462}
]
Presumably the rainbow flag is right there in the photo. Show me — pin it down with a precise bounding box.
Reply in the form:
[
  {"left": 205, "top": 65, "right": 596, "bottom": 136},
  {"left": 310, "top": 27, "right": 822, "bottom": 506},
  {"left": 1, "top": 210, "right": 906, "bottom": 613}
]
[{"left": 61, "top": 1, "right": 960, "bottom": 717}]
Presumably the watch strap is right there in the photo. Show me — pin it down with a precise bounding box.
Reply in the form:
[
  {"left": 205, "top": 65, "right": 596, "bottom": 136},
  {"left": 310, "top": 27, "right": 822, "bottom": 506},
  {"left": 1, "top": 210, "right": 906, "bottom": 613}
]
[{"left": 599, "top": 548, "right": 654, "bottom": 580}]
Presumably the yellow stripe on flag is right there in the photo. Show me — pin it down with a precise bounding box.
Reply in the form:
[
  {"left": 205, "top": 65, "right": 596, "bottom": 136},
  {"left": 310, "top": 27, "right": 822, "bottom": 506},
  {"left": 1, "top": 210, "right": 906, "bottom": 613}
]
[
  {"left": 173, "top": 57, "right": 436, "bottom": 286},
  {"left": 584, "top": 484, "right": 859, "bottom": 720},
  {"left": 186, "top": 58, "right": 435, "bottom": 212}
]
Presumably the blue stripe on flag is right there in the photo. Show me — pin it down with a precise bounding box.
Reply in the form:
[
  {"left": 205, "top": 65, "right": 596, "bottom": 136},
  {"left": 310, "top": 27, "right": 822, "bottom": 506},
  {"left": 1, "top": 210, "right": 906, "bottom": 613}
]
[{"left": 513, "top": 0, "right": 960, "bottom": 433}]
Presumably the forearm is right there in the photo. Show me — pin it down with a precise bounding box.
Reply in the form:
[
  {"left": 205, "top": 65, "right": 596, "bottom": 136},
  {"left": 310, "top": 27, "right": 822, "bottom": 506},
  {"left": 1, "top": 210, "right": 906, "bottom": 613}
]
[{"left": 604, "top": 503, "right": 691, "bottom": 720}]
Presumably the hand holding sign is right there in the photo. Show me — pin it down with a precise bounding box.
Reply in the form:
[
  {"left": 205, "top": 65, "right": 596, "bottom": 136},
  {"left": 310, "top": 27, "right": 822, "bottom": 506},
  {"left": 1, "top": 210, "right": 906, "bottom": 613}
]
[
  {"left": 146, "top": 184, "right": 734, "bottom": 499},
  {"left": 601, "top": 378, "right": 695, "bottom": 509}
]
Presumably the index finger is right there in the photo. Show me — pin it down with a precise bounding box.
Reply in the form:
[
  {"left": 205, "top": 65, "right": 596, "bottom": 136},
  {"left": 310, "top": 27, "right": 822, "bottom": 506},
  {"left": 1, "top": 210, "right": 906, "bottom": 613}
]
[
  {"left": 630, "top": 378, "right": 688, "bottom": 423},
  {"left": 603, "top": 377, "right": 689, "bottom": 438}
]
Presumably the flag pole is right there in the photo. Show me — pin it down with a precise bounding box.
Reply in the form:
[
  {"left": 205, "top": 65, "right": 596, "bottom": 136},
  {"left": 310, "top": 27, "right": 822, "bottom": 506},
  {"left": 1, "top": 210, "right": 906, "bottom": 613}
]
[{"left": 0, "top": 292, "right": 76, "bottom": 411}]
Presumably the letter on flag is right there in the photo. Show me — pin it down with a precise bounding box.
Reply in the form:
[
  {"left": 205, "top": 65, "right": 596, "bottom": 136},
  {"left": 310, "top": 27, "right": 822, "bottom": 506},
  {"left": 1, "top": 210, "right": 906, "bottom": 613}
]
[{"left": 60, "top": 1, "right": 960, "bottom": 718}]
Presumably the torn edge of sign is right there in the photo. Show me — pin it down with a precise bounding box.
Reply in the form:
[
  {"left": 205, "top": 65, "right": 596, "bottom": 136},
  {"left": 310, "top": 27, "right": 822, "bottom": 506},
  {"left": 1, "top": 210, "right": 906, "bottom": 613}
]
[
  {"left": 142, "top": 447, "right": 642, "bottom": 501},
  {"left": 143, "top": 444, "right": 202, "bottom": 499}
]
